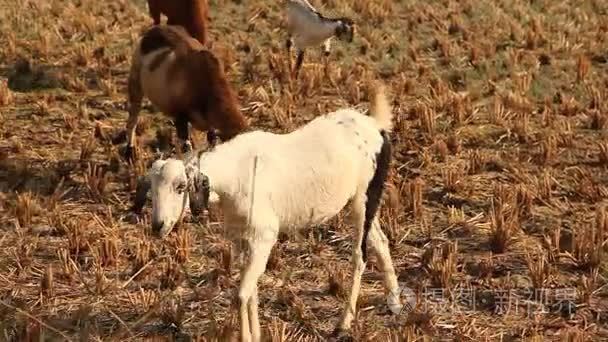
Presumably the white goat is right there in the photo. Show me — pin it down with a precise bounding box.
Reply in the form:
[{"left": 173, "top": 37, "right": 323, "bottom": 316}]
[
  {"left": 131, "top": 83, "right": 401, "bottom": 341},
  {"left": 285, "top": 0, "right": 355, "bottom": 78}
]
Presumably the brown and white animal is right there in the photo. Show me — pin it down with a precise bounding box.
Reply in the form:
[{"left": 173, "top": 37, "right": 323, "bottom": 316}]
[
  {"left": 147, "top": 0, "right": 209, "bottom": 46},
  {"left": 125, "top": 25, "right": 248, "bottom": 160}
]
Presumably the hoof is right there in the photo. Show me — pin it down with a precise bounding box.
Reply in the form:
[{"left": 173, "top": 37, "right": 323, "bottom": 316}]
[
  {"left": 124, "top": 211, "right": 141, "bottom": 224},
  {"left": 129, "top": 203, "right": 143, "bottom": 215},
  {"left": 331, "top": 327, "right": 353, "bottom": 341},
  {"left": 129, "top": 199, "right": 146, "bottom": 216},
  {"left": 122, "top": 145, "right": 137, "bottom": 162}
]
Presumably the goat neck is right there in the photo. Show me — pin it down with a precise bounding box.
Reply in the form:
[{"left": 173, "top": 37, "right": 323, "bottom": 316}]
[{"left": 185, "top": 146, "right": 231, "bottom": 199}]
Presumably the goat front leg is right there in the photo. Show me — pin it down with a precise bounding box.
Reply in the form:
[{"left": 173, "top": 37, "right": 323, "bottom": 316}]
[
  {"left": 285, "top": 37, "right": 294, "bottom": 73},
  {"left": 238, "top": 230, "right": 277, "bottom": 342},
  {"left": 125, "top": 61, "right": 143, "bottom": 162},
  {"left": 175, "top": 116, "right": 193, "bottom": 154},
  {"left": 322, "top": 38, "right": 332, "bottom": 78},
  {"left": 292, "top": 49, "right": 305, "bottom": 79},
  {"left": 368, "top": 217, "right": 402, "bottom": 313},
  {"left": 323, "top": 38, "right": 332, "bottom": 57}
]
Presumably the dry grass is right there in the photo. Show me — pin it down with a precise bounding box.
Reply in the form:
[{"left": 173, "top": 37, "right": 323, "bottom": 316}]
[{"left": 1, "top": 0, "right": 608, "bottom": 340}]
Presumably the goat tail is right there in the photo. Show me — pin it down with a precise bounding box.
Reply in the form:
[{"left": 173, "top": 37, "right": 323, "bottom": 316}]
[{"left": 368, "top": 81, "right": 393, "bottom": 133}]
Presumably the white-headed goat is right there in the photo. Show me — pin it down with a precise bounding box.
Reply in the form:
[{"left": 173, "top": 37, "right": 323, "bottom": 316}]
[
  {"left": 131, "top": 82, "right": 401, "bottom": 341},
  {"left": 285, "top": 0, "right": 355, "bottom": 78}
]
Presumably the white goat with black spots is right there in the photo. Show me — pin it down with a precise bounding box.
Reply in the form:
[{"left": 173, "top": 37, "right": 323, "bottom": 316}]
[
  {"left": 131, "top": 82, "right": 401, "bottom": 342},
  {"left": 285, "top": 0, "right": 355, "bottom": 78}
]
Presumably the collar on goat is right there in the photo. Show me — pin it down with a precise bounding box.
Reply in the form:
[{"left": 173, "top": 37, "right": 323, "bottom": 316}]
[
  {"left": 185, "top": 152, "right": 211, "bottom": 217},
  {"left": 130, "top": 152, "right": 211, "bottom": 217}
]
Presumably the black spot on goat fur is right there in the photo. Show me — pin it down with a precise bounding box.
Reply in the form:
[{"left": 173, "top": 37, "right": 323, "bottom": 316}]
[
  {"left": 140, "top": 27, "right": 172, "bottom": 55},
  {"left": 361, "top": 130, "right": 391, "bottom": 263}
]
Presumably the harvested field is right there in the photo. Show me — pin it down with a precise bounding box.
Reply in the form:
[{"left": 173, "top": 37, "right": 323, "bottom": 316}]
[{"left": 1, "top": 0, "right": 608, "bottom": 340}]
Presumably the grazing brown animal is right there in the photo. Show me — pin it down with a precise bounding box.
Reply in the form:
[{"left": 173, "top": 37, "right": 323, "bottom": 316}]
[
  {"left": 147, "top": 0, "right": 209, "bottom": 46},
  {"left": 124, "top": 25, "right": 248, "bottom": 160}
]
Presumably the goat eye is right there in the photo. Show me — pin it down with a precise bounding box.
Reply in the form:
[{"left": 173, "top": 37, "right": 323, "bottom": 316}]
[{"left": 176, "top": 184, "right": 186, "bottom": 193}]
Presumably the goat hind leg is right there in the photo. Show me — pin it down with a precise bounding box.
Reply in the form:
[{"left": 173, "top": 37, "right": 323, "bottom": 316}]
[
  {"left": 248, "top": 286, "right": 261, "bottom": 342},
  {"left": 335, "top": 196, "right": 367, "bottom": 335},
  {"left": 368, "top": 217, "right": 402, "bottom": 313}
]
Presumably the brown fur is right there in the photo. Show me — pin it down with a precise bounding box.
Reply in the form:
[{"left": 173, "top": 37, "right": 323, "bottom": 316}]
[
  {"left": 140, "top": 24, "right": 203, "bottom": 59},
  {"left": 148, "top": 49, "right": 171, "bottom": 72},
  {"left": 147, "top": 0, "right": 209, "bottom": 46},
  {"left": 124, "top": 25, "right": 248, "bottom": 160}
]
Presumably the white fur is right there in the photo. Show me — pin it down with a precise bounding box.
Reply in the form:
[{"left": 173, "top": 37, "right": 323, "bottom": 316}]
[{"left": 145, "top": 85, "right": 400, "bottom": 342}]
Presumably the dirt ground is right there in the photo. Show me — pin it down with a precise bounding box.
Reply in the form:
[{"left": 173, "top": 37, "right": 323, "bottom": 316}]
[{"left": 1, "top": 0, "right": 608, "bottom": 340}]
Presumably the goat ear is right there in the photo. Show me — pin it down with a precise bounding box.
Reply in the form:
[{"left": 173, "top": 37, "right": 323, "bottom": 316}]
[
  {"left": 188, "top": 172, "right": 210, "bottom": 218},
  {"left": 132, "top": 158, "right": 168, "bottom": 213},
  {"left": 131, "top": 175, "right": 151, "bottom": 214}
]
